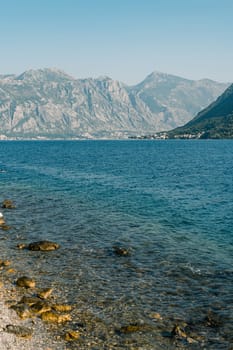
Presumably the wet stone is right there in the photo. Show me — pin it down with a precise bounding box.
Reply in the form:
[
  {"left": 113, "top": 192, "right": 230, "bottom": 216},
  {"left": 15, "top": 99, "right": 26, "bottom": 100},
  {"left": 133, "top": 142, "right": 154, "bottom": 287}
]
[
  {"left": 0, "top": 259, "right": 11, "bottom": 267},
  {"left": 0, "top": 224, "right": 11, "bottom": 231},
  {"left": 16, "top": 276, "right": 36, "bottom": 288},
  {"left": 38, "top": 287, "right": 53, "bottom": 299},
  {"left": 204, "top": 311, "right": 222, "bottom": 328},
  {"left": 118, "top": 323, "right": 150, "bottom": 334},
  {"left": 171, "top": 325, "right": 187, "bottom": 338},
  {"left": 2, "top": 199, "right": 16, "bottom": 209},
  {"left": 186, "top": 336, "right": 198, "bottom": 344},
  {"left": 113, "top": 245, "right": 131, "bottom": 257},
  {"left": 52, "top": 304, "right": 72, "bottom": 312},
  {"left": 17, "top": 243, "right": 27, "bottom": 250},
  {"left": 150, "top": 312, "right": 162, "bottom": 320},
  {"left": 20, "top": 295, "right": 41, "bottom": 306},
  {"left": 41, "top": 311, "right": 71, "bottom": 324},
  {"left": 30, "top": 301, "right": 52, "bottom": 315},
  {"left": 0, "top": 213, "right": 6, "bottom": 225},
  {"left": 64, "top": 330, "right": 81, "bottom": 341},
  {"left": 11, "top": 304, "right": 32, "bottom": 320},
  {"left": 28, "top": 240, "right": 60, "bottom": 251},
  {"left": 5, "top": 324, "right": 33, "bottom": 338}
]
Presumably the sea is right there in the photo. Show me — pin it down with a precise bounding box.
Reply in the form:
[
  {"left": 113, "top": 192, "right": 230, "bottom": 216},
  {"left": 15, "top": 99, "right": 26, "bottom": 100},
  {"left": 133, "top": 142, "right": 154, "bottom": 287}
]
[{"left": 0, "top": 140, "right": 232, "bottom": 349}]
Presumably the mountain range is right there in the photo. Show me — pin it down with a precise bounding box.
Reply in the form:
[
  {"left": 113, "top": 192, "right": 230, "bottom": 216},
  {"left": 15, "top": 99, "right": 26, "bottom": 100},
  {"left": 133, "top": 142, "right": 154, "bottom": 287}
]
[
  {"left": 0, "top": 68, "right": 229, "bottom": 139},
  {"left": 168, "top": 83, "right": 233, "bottom": 139}
]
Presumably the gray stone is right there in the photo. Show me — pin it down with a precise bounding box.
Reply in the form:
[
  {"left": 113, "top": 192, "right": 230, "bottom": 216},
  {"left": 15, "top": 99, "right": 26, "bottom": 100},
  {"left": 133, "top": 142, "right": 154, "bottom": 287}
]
[{"left": 4, "top": 324, "right": 33, "bottom": 338}]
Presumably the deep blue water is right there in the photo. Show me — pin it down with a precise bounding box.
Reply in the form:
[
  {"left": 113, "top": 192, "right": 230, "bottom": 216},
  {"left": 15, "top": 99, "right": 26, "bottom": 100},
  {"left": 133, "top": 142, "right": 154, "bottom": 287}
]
[{"left": 0, "top": 140, "right": 232, "bottom": 349}]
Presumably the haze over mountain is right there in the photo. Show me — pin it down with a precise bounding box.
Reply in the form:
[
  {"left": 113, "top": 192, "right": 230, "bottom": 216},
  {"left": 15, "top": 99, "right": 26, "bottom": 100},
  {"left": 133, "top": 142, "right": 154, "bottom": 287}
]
[
  {"left": 0, "top": 68, "right": 229, "bottom": 139},
  {"left": 169, "top": 83, "right": 233, "bottom": 139}
]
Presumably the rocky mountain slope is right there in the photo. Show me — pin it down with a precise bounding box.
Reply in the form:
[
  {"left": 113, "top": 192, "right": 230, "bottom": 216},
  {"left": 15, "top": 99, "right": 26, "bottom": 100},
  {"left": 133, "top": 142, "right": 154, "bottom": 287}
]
[
  {"left": 169, "top": 84, "right": 233, "bottom": 139},
  {"left": 0, "top": 68, "right": 229, "bottom": 139}
]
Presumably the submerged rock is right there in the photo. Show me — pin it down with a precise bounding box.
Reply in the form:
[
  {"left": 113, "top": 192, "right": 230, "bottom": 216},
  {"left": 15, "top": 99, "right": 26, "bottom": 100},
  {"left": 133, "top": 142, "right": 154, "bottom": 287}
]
[
  {"left": 17, "top": 243, "right": 27, "bottom": 250},
  {"left": 150, "top": 312, "right": 162, "bottom": 320},
  {"left": 162, "top": 324, "right": 198, "bottom": 344},
  {"left": 0, "top": 224, "right": 11, "bottom": 230},
  {"left": 204, "top": 311, "right": 222, "bottom": 328},
  {"left": 28, "top": 240, "right": 60, "bottom": 251},
  {"left": 16, "top": 276, "right": 36, "bottom": 288},
  {"left": 5, "top": 324, "right": 33, "bottom": 338},
  {"left": 2, "top": 199, "right": 16, "bottom": 209},
  {"left": 0, "top": 212, "right": 12, "bottom": 230},
  {"left": 171, "top": 325, "right": 187, "bottom": 338},
  {"left": 118, "top": 323, "right": 151, "bottom": 334},
  {"left": 113, "top": 245, "right": 131, "bottom": 257},
  {"left": 0, "top": 260, "right": 11, "bottom": 267}
]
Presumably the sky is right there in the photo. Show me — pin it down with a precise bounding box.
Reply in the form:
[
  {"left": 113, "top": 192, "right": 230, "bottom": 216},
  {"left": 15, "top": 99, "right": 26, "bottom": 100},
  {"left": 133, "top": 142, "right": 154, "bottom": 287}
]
[{"left": 0, "top": 0, "right": 233, "bottom": 85}]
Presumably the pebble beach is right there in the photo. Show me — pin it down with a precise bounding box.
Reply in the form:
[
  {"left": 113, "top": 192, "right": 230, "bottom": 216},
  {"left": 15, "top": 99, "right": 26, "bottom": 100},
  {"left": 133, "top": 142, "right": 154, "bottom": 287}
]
[
  {"left": 0, "top": 203, "right": 72, "bottom": 350},
  {"left": 0, "top": 282, "right": 65, "bottom": 350}
]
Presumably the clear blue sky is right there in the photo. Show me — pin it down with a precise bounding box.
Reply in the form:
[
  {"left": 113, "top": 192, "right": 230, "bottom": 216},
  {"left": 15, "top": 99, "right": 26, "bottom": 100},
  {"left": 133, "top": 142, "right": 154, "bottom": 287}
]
[{"left": 0, "top": 0, "right": 232, "bottom": 84}]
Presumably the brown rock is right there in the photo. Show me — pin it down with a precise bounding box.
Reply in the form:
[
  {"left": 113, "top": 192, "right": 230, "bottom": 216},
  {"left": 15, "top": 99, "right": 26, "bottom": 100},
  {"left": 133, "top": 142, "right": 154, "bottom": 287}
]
[
  {"left": 2, "top": 199, "right": 16, "bottom": 209},
  {"left": 1, "top": 260, "right": 11, "bottom": 267},
  {"left": 41, "top": 311, "right": 71, "bottom": 323},
  {"left": 171, "top": 325, "right": 187, "bottom": 338},
  {"left": 17, "top": 243, "right": 27, "bottom": 250},
  {"left": 28, "top": 240, "right": 60, "bottom": 251},
  {"left": 119, "top": 323, "right": 150, "bottom": 333},
  {"left": 64, "top": 330, "right": 80, "bottom": 341},
  {"left": 20, "top": 296, "right": 41, "bottom": 306},
  {"left": 38, "top": 287, "right": 53, "bottom": 299},
  {"left": 0, "top": 213, "right": 5, "bottom": 225},
  {"left": 30, "top": 301, "right": 51, "bottom": 315},
  {"left": 11, "top": 304, "right": 32, "bottom": 320},
  {"left": 52, "top": 304, "right": 72, "bottom": 312},
  {"left": 0, "top": 224, "right": 11, "bottom": 230},
  {"left": 113, "top": 245, "right": 131, "bottom": 257},
  {"left": 16, "top": 276, "right": 36, "bottom": 288},
  {"left": 205, "top": 311, "right": 221, "bottom": 327},
  {"left": 187, "top": 337, "right": 198, "bottom": 344},
  {"left": 150, "top": 312, "right": 162, "bottom": 320}
]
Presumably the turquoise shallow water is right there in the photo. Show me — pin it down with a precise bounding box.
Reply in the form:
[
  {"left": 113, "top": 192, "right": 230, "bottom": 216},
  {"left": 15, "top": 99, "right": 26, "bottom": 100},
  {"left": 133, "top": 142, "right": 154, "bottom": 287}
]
[{"left": 0, "top": 140, "right": 232, "bottom": 349}]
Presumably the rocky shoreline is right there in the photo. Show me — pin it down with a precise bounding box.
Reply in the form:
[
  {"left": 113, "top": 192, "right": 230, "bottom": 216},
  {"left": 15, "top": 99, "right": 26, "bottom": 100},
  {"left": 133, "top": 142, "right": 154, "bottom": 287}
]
[
  {"left": 0, "top": 200, "right": 76, "bottom": 350},
  {"left": 0, "top": 199, "right": 231, "bottom": 349},
  {"left": 0, "top": 278, "right": 66, "bottom": 350}
]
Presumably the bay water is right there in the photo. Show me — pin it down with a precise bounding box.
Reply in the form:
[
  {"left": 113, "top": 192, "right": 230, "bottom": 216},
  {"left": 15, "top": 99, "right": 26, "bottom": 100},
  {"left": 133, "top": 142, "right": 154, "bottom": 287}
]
[{"left": 0, "top": 140, "right": 232, "bottom": 349}]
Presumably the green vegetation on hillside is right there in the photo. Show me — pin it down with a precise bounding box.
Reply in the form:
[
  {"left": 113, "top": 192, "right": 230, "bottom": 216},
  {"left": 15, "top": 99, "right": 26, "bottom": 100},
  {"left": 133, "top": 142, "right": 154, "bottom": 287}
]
[{"left": 168, "top": 84, "right": 233, "bottom": 139}]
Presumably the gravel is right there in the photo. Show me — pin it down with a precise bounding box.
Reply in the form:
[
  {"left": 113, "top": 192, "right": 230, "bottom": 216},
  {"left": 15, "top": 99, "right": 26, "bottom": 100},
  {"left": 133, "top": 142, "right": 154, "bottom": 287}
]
[{"left": 0, "top": 284, "right": 66, "bottom": 350}]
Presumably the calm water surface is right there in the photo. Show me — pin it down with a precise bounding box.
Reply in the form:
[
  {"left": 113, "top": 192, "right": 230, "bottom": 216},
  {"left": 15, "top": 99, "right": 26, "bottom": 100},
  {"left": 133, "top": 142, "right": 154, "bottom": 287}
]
[{"left": 0, "top": 140, "right": 232, "bottom": 349}]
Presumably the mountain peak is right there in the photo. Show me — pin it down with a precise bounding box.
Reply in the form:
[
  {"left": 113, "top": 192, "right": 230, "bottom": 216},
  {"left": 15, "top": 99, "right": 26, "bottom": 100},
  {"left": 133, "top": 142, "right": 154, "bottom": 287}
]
[
  {"left": 143, "top": 71, "right": 171, "bottom": 83},
  {"left": 96, "top": 75, "right": 112, "bottom": 81},
  {"left": 16, "top": 68, "right": 74, "bottom": 82},
  {"left": 136, "top": 71, "right": 190, "bottom": 90}
]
